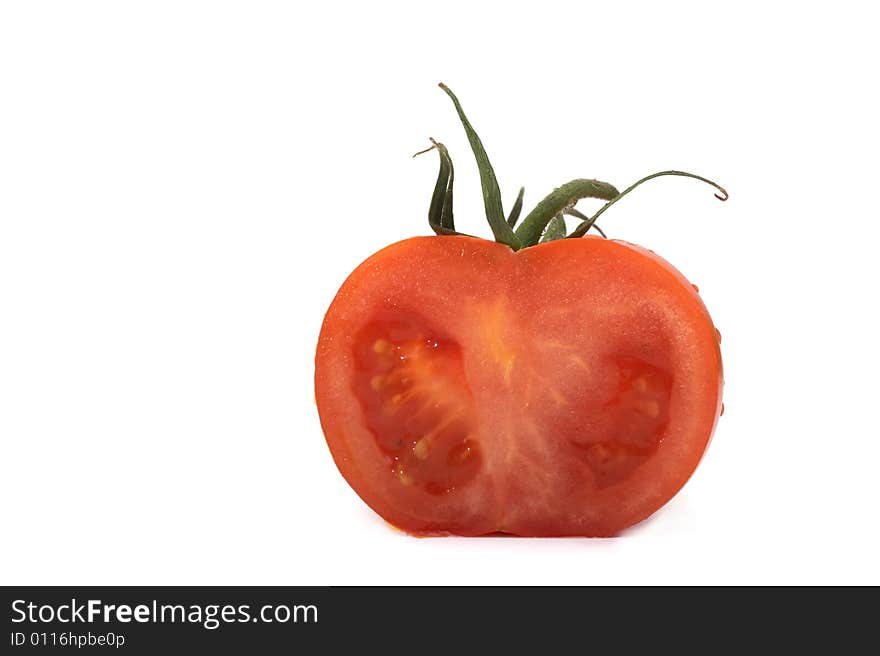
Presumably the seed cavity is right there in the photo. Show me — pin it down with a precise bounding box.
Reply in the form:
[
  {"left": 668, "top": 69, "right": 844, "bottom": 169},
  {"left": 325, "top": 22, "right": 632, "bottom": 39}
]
[
  {"left": 570, "top": 354, "right": 672, "bottom": 488},
  {"left": 354, "top": 316, "right": 482, "bottom": 496}
]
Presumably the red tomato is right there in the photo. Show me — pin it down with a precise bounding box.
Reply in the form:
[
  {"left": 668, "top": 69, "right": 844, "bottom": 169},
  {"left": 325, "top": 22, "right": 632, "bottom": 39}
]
[
  {"left": 315, "top": 235, "right": 722, "bottom": 536},
  {"left": 315, "top": 83, "right": 726, "bottom": 536}
]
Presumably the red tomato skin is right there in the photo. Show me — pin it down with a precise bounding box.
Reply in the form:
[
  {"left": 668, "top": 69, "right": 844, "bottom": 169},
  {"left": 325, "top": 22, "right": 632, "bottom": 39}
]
[{"left": 315, "top": 235, "right": 723, "bottom": 536}]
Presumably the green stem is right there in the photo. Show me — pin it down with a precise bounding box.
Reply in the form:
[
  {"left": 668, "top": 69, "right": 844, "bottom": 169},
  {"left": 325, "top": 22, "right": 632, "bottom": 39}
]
[
  {"left": 515, "top": 178, "right": 619, "bottom": 247},
  {"left": 569, "top": 170, "right": 728, "bottom": 238},
  {"left": 539, "top": 214, "right": 567, "bottom": 242},
  {"left": 507, "top": 187, "right": 525, "bottom": 227},
  {"left": 439, "top": 83, "right": 521, "bottom": 250},
  {"left": 566, "top": 208, "right": 606, "bottom": 238},
  {"left": 413, "top": 138, "right": 457, "bottom": 234}
]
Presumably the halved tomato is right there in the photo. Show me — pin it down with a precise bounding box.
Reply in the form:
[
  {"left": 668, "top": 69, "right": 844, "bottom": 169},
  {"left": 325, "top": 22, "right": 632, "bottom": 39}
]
[
  {"left": 314, "top": 84, "right": 725, "bottom": 536},
  {"left": 315, "top": 235, "right": 722, "bottom": 536}
]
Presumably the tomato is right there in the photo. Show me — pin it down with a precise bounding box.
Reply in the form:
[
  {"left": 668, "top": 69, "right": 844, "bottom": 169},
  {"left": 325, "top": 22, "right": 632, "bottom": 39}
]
[
  {"left": 314, "top": 84, "right": 726, "bottom": 536},
  {"left": 316, "top": 235, "right": 722, "bottom": 536}
]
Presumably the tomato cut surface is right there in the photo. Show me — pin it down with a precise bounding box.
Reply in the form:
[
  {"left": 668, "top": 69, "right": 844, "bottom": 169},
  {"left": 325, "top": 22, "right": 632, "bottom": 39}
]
[
  {"left": 352, "top": 314, "right": 481, "bottom": 496},
  {"left": 315, "top": 235, "right": 722, "bottom": 536}
]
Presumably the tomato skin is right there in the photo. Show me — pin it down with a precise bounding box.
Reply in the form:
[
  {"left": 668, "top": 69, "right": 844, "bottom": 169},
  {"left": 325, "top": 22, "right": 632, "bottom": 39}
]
[{"left": 315, "top": 235, "right": 722, "bottom": 536}]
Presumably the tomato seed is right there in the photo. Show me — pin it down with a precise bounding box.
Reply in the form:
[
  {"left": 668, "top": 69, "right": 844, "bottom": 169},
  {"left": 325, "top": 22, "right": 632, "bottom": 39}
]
[{"left": 413, "top": 437, "right": 431, "bottom": 460}]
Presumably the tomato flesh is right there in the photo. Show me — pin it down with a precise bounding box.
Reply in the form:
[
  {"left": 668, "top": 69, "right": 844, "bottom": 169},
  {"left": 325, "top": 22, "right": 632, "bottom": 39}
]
[{"left": 316, "top": 235, "right": 722, "bottom": 536}]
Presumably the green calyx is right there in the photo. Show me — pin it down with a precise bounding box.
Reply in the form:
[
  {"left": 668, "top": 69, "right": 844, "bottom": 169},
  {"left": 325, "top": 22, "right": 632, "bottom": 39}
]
[{"left": 415, "top": 83, "right": 728, "bottom": 250}]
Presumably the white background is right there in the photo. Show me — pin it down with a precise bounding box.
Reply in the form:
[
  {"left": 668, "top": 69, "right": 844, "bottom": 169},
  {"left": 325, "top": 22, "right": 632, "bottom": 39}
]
[{"left": 1, "top": 1, "right": 878, "bottom": 585}]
